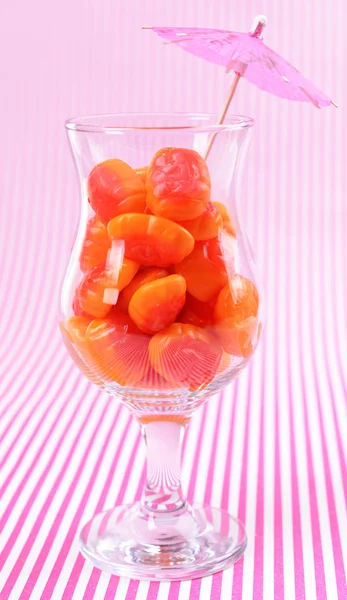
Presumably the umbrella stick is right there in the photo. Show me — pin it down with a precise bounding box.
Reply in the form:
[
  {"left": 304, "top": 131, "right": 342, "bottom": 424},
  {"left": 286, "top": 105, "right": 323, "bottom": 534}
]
[{"left": 204, "top": 72, "right": 241, "bottom": 161}]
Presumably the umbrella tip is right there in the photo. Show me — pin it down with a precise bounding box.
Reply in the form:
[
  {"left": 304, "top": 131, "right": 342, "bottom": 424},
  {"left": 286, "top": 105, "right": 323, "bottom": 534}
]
[{"left": 251, "top": 15, "right": 267, "bottom": 37}]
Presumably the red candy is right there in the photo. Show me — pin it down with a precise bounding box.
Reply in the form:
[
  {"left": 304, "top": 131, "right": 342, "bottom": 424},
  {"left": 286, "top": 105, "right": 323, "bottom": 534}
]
[
  {"left": 73, "top": 260, "right": 139, "bottom": 319},
  {"left": 79, "top": 216, "right": 111, "bottom": 273},
  {"left": 146, "top": 147, "right": 211, "bottom": 221},
  {"left": 88, "top": 159, "right": 146, "bottom": 224}
]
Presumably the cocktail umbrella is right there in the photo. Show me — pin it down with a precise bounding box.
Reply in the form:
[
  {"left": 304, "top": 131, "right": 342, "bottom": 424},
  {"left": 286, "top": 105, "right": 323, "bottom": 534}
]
[{"left": 144, "top": 16, "right": 336, "bottom": 157}]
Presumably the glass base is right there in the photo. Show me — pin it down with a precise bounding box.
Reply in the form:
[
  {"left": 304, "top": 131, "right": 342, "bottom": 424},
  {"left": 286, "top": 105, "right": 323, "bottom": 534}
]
[{"left": 80, "top": 502, "right": 247, "bottom": 581}]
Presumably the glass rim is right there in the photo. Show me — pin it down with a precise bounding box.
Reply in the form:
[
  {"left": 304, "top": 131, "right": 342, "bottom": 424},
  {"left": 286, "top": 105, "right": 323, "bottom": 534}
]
[{"left": 65, "top": 112, "right": 254, "bottom": 133}]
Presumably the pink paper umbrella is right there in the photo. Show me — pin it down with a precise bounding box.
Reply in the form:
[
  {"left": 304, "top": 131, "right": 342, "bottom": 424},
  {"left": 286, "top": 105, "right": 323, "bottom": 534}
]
[{"left": 144, "top": 16, "right": 336, "bottom": 156}]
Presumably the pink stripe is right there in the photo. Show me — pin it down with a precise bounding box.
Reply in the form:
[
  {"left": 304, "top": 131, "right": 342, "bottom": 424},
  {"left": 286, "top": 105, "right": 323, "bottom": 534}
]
[
  {"left": 189, "top": 578, "right": 202, "bottom": 598},
  {"left": 232, "top": 367, "right": 253, "bottom": 599},
  {"left": 252, "top": 372, "right": 265, "bottom": 600},
  {"left": 288, "top": 377, "right": 305, "bottom": 598},
  {"left": 167, "top": 581, "right": 180, "bottom": 600},
  {"left": 273, "top": 380, "right": 284, "bottom": 600},
  {"left": 210, "top": 573, "right": 223, "bottom": 599},
  {"left": 124, "top": 580, "right": 140, "bottom": 599},
  {"left": 146, "top": 582, "right": 160, "bottom": 600}
]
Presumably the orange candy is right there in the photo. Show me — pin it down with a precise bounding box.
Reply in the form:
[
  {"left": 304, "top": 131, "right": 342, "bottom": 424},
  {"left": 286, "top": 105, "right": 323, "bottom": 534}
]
[
  {"left": 213, "top": 202, "right": 236, "bottom": 237},
  {"left": 59, "top": 316, "right": 98, "bottom": 383},
  {"left": 177, "top": 202, "right": 223, "bottom": 241},
  {"left": 129, "top": 274, "right": 186, "bottom": 335},
  {"left": 146, "top": 147, "right": 211, "bottom": 221},
  {"left": 79, "top": 216, "right": 111, "bottom": 273},
  {"left": 86, "top": 310, "right": 150, "bottom": 386},
  {"left": 178, "top": 293, "right": 216, "bottom": 328},
  {"left": 117, "top": 267, "right": 169, "bottom": 313},
  {"left": 88, "top": 159, "right": 146, "bottom": 224},
  {"left": 73, "top": 260, "right": 139, "bottom": 319},
  {"left": 213, "top": 276, "right": 259, "bottom": 357},
  {"left": 175, "top": 238, "right": 228, "bottom": 302},
  {"left": 149, "top": 323, "right": 223, "bottom": 391},
  {"left": 108, "top": 213, "right": 195, "bottom": 267},
  {"left": 135, "top": 167, "right": 147, "bottom": 184}
]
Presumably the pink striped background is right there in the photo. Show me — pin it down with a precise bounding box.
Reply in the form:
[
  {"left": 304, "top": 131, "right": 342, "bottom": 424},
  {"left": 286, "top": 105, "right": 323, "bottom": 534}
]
[{"left": 0, "top": 0, "right": 346, "bottom": 598}]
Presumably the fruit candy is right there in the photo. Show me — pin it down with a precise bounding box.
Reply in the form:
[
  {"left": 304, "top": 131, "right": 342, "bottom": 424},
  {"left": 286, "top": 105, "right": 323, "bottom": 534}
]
[
  {"left": 178, "top": 293, "right": 216, "bottom": 328},
  {"left": 175, "top": 238, "right": 229, "bottom": 302},
  {"left": 149, "top": 323, "right": 223, "bottom": 391},
  {"left": 59, "top": 316, "right": 98, "bottom": 383},
  {"left": 79, "top": 216, "right": 111, "bottom": 273},
  {"left": 86, "top": 310, "right": 150, "bottom": 386},
  {"left": 177, "top": 202, "right": 223, "bottom": 241},
  {"left": 88, "top": 159, "right": 146, "bottom": 224},
  {"left": 213, "top": 276, "right": 259, "bottom": 357},
  {"left": 108, "top": 213, "right": 195, "bottom": 267},
  {"left": 146, "top": 147, "right": 211, "bottom": 221},
  {"left": 117, "top": 266, "right": 169, "bottom": 313},
  {"left": 213, "top": 202, "right": 236, "bottom": 237},
  {"left": 73, "top": 260, "right": 139, "bottom": 319},
  {"left": 129, "top": 274, "right": 186, "bottom": 334}
]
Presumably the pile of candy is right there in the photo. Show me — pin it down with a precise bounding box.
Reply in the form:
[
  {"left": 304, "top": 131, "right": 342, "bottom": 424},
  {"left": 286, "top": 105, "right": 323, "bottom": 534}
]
[{"left": 60, "top": 148, "right": 260, "bottom": 391}]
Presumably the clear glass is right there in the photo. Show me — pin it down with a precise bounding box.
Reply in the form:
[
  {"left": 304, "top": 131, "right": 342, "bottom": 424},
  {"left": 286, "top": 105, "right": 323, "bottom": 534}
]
[{"left": 60, "top": 113, "right": 264, "bottom": 580}]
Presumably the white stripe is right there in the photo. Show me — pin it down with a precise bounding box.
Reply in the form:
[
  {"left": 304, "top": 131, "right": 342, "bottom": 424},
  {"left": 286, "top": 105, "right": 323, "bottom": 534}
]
[
  {"left": 199, "top": 575, "right": 213, "bottom": 599},
  {"left": 135, "top": 581, "right": 150, "bottom": 599},
  {"left": 177, "top": 579, "right": 192, "bottom": 600},
  {"left": 156, "top": 581, "right": 171, "bottom": 600},
  {"left": 114, "top": 577, "right": 132, "bottom": 600}
]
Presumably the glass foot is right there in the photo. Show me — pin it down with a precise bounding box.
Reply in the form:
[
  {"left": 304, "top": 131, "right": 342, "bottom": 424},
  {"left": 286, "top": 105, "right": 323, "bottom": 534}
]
[{"left": 80, "top": 503, "right": 247, "bottom": 581}]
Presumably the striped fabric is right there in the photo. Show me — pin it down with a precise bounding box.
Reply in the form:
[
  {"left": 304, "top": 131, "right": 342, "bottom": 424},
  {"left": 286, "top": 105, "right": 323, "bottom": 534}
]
[{"left": 0, "top": 0, "right": 346, "bottom": 598}]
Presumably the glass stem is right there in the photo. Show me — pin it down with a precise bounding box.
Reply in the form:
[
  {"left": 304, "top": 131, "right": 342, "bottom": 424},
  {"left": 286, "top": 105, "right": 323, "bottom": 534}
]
[{"left": 140, "top": 420, "right": 187, "bottom": 514}]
